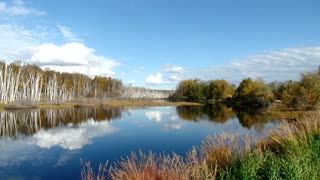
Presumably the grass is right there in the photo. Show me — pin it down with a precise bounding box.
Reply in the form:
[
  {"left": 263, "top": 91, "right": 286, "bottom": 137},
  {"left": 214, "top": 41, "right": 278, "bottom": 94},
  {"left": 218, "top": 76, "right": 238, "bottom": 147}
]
[
  {"left": 0, "top": 99, "right": 201, "bottom": 110},
  {"left": 109, "top": 149, "right": 218, "bottom": 180},
  {"left": 101, "top": 99, "right": 201, "bottom": 107},
  {"left": 0, "top": 103, "right": 5, "bottom": 109},
  {"left": 81, "top": 159, "right": 108, "bottom": 180},
  {"left": 81, "top": 110, "right": 320, "bottom": 180},
  {"left": 219, "top": 110, "right": 320, "bottom": 179}
]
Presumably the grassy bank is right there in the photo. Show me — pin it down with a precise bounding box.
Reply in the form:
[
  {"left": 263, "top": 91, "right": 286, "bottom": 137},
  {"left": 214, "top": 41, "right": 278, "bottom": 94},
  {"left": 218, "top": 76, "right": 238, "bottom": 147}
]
[
  {"left": 81, "top": 110, "right": 320, "bottom": 180},
  {"left": 100, "top": 99, "right": 201, "bottom": 107},
  {"left": 0, "top": 99, "right": 201, "bottom": 110}
]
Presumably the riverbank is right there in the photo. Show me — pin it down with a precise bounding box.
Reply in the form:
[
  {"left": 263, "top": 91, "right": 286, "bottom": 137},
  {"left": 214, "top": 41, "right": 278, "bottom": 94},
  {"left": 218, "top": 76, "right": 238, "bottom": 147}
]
[
  {"left": 0, "top": 99, "right": 201, "bottom": 110},
  {"left": 81, "top": 110, "right": 320, "bottom": 180},
  {"left": 1, "top": 100, "right": 306, "bottom": 121}
]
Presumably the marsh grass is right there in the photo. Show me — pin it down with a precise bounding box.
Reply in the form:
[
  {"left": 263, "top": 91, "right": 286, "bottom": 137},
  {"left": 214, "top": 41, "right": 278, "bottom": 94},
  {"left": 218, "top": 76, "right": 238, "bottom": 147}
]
[
  {"left": 81, "top": 111, "right": 320, "bottom": 180},
  {"left": 81, "top": 159, "right": 108, "bottom": 180},
  {"left": 108, "top": 149, "right": 217, "bottom": 180},
  {"left": 220, "top": 110, "right": 320, "bottom": 180}
]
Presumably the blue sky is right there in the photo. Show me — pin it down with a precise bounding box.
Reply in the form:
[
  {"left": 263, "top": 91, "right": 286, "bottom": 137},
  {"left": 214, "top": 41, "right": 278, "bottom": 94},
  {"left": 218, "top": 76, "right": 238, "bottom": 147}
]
[{"left": 0, "top": 0, "right": 320, "bottom": 89}]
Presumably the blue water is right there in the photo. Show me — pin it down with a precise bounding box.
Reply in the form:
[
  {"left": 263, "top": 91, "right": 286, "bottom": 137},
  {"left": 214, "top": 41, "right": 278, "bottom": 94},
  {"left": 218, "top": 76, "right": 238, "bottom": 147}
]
[{"left": 0, "top": 106, "right": 278, "bottom": 179}]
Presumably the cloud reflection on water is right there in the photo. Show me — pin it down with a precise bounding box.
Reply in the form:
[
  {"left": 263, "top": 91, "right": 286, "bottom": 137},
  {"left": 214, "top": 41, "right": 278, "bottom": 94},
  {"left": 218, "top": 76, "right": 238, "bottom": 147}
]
[
  {"left": 144, "top": 108, "right": 186, "bottom": 130},
  {"left": 33, "top": 119, "right": 118, "bottom": 150}
]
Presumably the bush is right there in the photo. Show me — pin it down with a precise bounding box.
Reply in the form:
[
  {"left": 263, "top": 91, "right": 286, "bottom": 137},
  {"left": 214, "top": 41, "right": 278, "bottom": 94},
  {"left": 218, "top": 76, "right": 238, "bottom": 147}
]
[{"left": 232, "top": 78, "right": 274, "bottom": 108}]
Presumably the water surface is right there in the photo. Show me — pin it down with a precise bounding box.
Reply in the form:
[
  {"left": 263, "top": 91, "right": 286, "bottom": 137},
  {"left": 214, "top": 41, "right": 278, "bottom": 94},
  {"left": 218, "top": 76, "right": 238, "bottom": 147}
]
[{"left": 0, "top": 105, "right": 278, "bottom": 179}]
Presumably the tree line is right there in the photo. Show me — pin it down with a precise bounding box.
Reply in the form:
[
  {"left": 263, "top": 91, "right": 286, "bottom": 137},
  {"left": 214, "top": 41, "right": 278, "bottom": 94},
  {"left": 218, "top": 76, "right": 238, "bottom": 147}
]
[
  {"left": 169, "top": 66, "right": 320, "bottom": 110},
  {"left": 0, "top": 61, "right": 172, "bottom": 104}
]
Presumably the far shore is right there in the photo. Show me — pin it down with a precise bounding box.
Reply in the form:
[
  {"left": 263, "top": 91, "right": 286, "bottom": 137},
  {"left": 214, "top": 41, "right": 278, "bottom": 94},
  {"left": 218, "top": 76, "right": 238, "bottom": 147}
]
[
  {"left": 0, "top": 99, "right": 309, "bottom": 121},
  {"left": 0, "top": 99, "right": 201, "bottom": 110}
]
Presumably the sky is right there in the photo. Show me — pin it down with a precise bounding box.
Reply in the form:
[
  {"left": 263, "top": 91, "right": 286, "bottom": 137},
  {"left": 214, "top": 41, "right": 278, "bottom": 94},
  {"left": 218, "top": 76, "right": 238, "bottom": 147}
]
[{"left": 0, "top": 0, "right": 319, "bottom": 89}]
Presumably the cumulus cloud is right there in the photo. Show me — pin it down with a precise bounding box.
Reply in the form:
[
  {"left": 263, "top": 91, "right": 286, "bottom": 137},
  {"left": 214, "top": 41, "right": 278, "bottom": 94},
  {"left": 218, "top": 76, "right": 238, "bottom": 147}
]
[
  {"left": 145, "top": 73, "right": 165, "bottom": 85},
  {"left": 164, "top": 65, "right": 184, "bottom": 73},
  {"left": 0, "top": 0, "right": 46, "bottom": 16},
  {"left": 196, "top": 47, "right": 320, "bottom": 84},
  {"left": 31, "top": 43, "right": 89, "bottom": 66},
  {"left": 33, "top": 119, "right": 118, "bottom": 150},
  {"left": 0, "top": 23, "right": 119, "bottom": 77},
  {"left": 17, "top": 42, "right": 120, "bottom": 76},
  {"left": 146, "top": 73, "right": 182, "bottom": 86},
  {"left": 0, "top": 24, "right": 116, "bottom": 76},
  {"left": 56, "top": 24, "right": 82, "bottom": 42}
]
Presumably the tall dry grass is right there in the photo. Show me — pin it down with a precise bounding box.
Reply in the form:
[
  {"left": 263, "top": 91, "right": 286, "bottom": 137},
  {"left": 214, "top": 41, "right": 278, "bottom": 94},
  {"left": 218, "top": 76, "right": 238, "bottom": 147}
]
[
  {"left": 81, "top": 159, "right": 108, "bottom": 180},
  {"left": 256, "top": 110, "right": 320, "bottom": 154},
  {"left": 220, "top": 111, "right": 320, "bottom": 179},
  {"left": 81, "top": 111, "right": 320, "bottom": 180},
  {"left": 109, "top": 149, "right": 216, "bottom": 180}
]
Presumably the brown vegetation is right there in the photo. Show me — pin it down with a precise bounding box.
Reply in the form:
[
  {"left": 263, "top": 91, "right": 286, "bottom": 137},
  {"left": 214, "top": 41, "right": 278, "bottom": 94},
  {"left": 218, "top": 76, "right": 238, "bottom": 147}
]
[{"left": 170, "top": 66, "right": 320, "bottom": 111}]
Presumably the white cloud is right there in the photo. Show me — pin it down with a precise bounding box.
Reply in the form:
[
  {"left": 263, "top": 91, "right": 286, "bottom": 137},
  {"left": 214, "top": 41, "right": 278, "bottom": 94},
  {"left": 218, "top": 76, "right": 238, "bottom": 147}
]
[
  {"left": 169, "top": 75, "right": 181, "bottom": 82},
  {"left": 164, "top": 65, "right": 184, "bottom": 73},
  {"left": 0, "top": 0, "right": 46, "bottom": 16},
  {"left": 15, "top": 42, "right": 120, "bottom": 76},
  {"left": 33, "top": 119, "right": 118, "bottom": 150},
  {"left": 0, "top": 24, "right": 49, "bottom": 60},
  {"left": 31, "top": 43, "right": 89, "bottom": 65},
  {"left": 0, "top": 24, "right": 119, "bottom": 77},
  {"left": 56, "top": 24, "right": 82, "bottom": 42},
  {"left": 196, "top": 47, "right": 320, "bottom": 84},
  {"left": 145, "top": 73, "right": 165, "bottom": 84}
]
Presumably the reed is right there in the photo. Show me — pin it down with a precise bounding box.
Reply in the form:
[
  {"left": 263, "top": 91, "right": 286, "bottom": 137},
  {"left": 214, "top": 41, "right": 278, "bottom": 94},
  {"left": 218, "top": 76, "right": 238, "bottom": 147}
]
[{"left": 81, "top": 159, "right": 108, "bottom": 180}]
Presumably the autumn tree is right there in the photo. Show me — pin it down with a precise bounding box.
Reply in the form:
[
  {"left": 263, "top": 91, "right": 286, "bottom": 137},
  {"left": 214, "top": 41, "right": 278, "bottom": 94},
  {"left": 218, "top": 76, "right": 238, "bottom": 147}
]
[
  {"left": 232, "top": 78, "right": 274, "bottom": 108},
  {"left": 171, "top": 79, "right": 207, "bottom": 102},
  {"left": 207, "top": 79, "right": 235, "bottom": 101},
  {"left": 281, "top": 72, "right": 320, "bottom": 110}
]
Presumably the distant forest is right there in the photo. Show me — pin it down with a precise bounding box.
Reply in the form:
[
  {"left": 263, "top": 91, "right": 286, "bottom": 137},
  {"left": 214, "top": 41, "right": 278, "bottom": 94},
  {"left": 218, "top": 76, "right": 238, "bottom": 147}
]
[
  {"left": 170, "top": 66, "right": 320, "bottom": 110},
  {"left": 0, "top": 61, "right": 173, "bottom": 104}
]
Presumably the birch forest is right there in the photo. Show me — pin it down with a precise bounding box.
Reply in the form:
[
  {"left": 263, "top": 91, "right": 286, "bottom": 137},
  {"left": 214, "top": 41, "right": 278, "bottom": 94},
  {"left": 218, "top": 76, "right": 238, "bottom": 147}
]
[{"left": 0, "top": 61, "right": 172, "bottom": 104}]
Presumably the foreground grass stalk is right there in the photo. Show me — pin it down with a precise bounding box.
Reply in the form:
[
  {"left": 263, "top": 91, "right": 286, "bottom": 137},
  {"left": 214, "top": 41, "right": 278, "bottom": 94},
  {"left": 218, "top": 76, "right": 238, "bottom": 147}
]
[{"left": 81, "top": 159, "right": 108, "bottom": 180}]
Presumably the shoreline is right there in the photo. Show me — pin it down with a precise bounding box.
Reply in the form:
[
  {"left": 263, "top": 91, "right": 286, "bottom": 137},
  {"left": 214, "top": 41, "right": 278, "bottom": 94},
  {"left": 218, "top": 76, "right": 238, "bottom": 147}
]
[
  {"left": 0, "top": 100, "right": 310, "bottom": 121},
  {"left": 0, "top": 99, "right": 202, "bottom": 110}
]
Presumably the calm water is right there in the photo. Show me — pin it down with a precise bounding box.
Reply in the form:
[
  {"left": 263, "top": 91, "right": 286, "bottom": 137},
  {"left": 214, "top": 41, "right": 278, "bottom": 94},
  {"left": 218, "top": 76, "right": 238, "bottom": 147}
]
[{"left": 0, "top": 105, "right": 278, "bottom": 179}]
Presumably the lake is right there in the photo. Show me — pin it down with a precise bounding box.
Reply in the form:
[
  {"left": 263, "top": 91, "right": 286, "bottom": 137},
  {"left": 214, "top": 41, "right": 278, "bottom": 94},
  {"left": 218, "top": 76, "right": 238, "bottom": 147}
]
[{"left": 0, "top": 105, "right": 279, "bottom": 179}]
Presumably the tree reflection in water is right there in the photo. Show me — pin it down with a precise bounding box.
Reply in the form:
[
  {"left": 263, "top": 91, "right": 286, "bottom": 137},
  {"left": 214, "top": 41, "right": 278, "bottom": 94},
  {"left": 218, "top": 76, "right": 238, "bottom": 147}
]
[
  {"left": 236, "top": 111, "right": 276, "bottom": 130},
  {"left": 176, "top": 104, "right": 277, "bottom": 129},
  {"left": 0, "top": 107, "right": 125, "bottom": 138}
]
